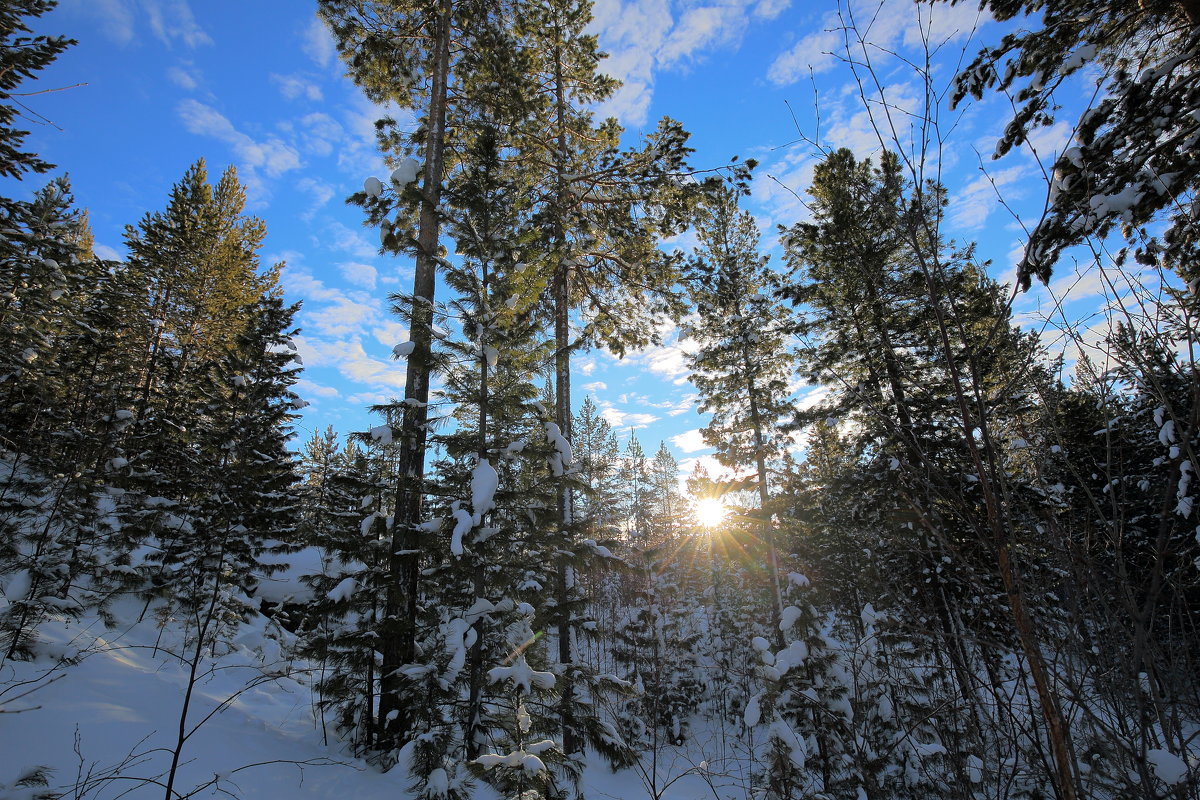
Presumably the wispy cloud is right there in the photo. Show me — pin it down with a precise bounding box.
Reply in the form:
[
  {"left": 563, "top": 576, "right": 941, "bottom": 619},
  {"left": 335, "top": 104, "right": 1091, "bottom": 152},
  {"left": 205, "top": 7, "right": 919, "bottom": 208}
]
[
  {"left": 295, "top": 378, "right": 340, "bottom": 399},
  {"left": 94, "top": 243, "right": 122, "bottom": 261},
  {"left": 62, "top": 0, "right": 135, "bottom": 45},
  {"left": 597, "top": 394, "right": 661, "bottom": 431},
  {"left": 949, "top": 164, "right": 1028, "bottom": 232},
  {"left": 324, "top": 220, "right": 378, "bottom": 260},
  {"left": 768, "top": 27, "right": 842, "bottom": 85},
  {"left": 302, "top": 14, "right": 336, "bottom": 68},
  {"left": 628, "top": 335, "right": 695, "bottom": 385},
  {"left": 177, "top": 99, "right": 301, "bottom": 181},
  {"left": 167, "top": 63, "right": 201, "bottom": 90},
  {"left": 144, "top": 0, "right": 213, "bottom": 48},
  {"left": 64, "top": 0, "right": 212, "bottom": 48},
  {"left": 767, "top": 0, "right": 987, "bottom": 88},
  {"left": 338, "top": 261, "right": 378, "bottom": 291},
  {"left": 297, "top": 336, "right": 406, "bottom": 392},
  {"left": 590, "top": 0, "right": 783, "bottom": 127},
  {"left": 271, "top": 73, "right": 323, "bottom": 102},
  {"left": 296, "top": 177, "right": 335, "bottom": 220}
]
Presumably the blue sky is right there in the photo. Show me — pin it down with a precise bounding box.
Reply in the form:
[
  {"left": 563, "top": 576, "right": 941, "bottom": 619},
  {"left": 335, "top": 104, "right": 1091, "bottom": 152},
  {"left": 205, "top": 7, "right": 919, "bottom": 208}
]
[{"left": 9, "top": 0, "right": 1105, "bottom": 478}]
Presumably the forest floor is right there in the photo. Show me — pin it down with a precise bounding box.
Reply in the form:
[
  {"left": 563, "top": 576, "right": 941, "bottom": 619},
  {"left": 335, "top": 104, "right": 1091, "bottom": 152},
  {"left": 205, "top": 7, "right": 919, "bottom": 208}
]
[{"left": 0, "top": 600, "right": 735, "bottom": 800}]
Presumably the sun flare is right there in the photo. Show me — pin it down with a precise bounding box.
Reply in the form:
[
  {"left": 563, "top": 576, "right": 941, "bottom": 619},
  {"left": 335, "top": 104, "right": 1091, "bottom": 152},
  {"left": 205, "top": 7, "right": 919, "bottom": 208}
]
[{"left": 693, "top": 497, "right": 728, "bottom": 528}]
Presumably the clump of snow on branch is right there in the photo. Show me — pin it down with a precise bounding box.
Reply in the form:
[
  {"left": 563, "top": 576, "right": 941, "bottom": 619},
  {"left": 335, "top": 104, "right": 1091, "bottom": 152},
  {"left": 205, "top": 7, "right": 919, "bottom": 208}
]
[{"left": 545, "top": 422, "right": 573, "bottom": 476}]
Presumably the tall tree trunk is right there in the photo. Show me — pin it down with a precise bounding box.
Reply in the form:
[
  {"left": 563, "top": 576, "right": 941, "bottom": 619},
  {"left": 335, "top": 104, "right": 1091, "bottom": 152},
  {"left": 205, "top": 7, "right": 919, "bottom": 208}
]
[
  {"left": 378, "top": 0, "right": 452, "bottom": 755},
  {"left": 745, "top": 363, "right": 783, "bottom": 639},
  {"left": 912, "top": 235, "right": 1079, "bottom": 800},
  {"left": 550, "top": 11, "right": 581, "bottom": 757}
]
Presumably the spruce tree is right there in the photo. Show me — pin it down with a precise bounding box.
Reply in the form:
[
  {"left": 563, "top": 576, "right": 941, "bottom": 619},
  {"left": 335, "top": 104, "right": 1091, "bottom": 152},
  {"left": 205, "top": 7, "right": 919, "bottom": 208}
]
[
  {"left": 0, "top": 0, "right": 72, "bottom": 180},
  {"left": 572, "top": 396, "right": 621, "bottom": 539}
]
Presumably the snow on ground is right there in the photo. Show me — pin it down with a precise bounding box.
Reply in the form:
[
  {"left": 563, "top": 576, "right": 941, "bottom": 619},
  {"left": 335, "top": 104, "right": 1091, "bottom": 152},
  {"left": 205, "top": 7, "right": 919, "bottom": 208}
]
[
  {"left": 0, "top": 602, "right": 742, "bottom": 800},
  {"left": 0, "top": 602, "right": 398, "bottom": 800}
]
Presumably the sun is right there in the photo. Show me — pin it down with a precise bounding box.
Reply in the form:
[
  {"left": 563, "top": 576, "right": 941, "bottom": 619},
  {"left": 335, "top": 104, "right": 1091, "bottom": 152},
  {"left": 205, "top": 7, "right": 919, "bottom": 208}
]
[{"left": 693, "top": 497, "right": 728, "bottom": 528}]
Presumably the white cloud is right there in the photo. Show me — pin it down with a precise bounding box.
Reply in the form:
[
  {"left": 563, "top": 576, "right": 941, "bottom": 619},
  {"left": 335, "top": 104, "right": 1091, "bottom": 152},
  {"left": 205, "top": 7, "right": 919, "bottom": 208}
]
[
  {"left": 308, "top": 297, "right": 378, "bottom": 338},
  {"left": 768, "top": 27, "right": 841, "bottom": 85},
  {"left": 295, "top": 336, "right": 406, "bottom": 392},
  {"left": 295, "top": 378, "right": 339, "bottom": 399},
  {"left": 271, "top": 73, "right": 323, "bottom": 102},
  {"left": 94, "top": 243, "right": 121, "bottom": 261},
  {"left": 64, "top": 0, "right": 135, "bottom": 45},
  {"left": 767, "top": 0, "right": 990, "bottom": 88},
  {"left": 601, "top": 407, "right": 660, "bottom": 430},
  {"left": 754, "top": 0, "right": 790, "bottom": 19},
  {"left": 1023, "top": 120, "right": 1073, "bottom": 161},
  {"left": 752, "top": 147, "right": 817, "bottom": 232},
  {"left": 144, "top": 0, "right": 213, "bottom": 48},
  {"left": 299, "top": 113, "right": 344, "bottom": 157},
  {"left": 296, "top": 177, "right": 335, "bottom": 220},
  {"left": 796, "top": 385, "right": 831, "bottom": 411},
  {"left": 371, "top": 322, "right": 408, "bottom": 348},
  {"left": 590, "top": 0, "right": 771, "bottom": 126},
  {"left": 337, "top": 342, "right": 406, "bottom": 389},
  {"left": 167, "top": 64, "right": 199, "bottom": 90},
  {"left": 660, "top": 5, "right": 744, "bottom": 66},
  {"left": 325, "top": 220, "right": 378, "bottom": 259},
  {"left": 177, "top": 99, "right": 301, "bottom": 178},
  {"left": 301, "top": 14, "right": 336, "bottom": 68},
  {"left": 671, "top": 428, "right": 709, "bottom": 453},
  {"left": 338, "top": 261, "right": 378, "bottom": 290},
  {"left": 949, "top": 164, "right": 1028, "bottom": 232},
  {"left": 581, "top": 381, "right": 608, "bottom": 394},
  {"left": 635, "top": 339, "right": 693, "bottom": 385},
  {"left": 653, "top": 393, "right": 698, "bottom": 416}
]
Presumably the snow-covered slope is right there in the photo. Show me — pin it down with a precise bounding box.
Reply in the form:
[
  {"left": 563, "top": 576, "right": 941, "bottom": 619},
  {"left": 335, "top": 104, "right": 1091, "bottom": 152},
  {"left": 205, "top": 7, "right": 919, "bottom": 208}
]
[
  {"left": 0, "top": 602, "right": 400, "bottom": 800},
  {"left": 0, "top": 602, "right": 727, "bottom": 800}
]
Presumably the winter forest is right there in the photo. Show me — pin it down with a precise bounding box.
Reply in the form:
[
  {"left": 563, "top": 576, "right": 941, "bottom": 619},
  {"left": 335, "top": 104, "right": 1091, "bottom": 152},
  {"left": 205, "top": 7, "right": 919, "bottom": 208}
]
[{"left": 1, "top": 0, "right": 1199, "bottom": 798}]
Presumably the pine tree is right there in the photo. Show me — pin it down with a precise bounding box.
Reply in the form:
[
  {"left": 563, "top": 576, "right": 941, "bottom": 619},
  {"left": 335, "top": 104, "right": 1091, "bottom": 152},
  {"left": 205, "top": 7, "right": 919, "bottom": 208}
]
[
  {"left": 682, "top": 184, "right": 793, "bottom": 632},
  {"left": 943, "top": 0, "right": 1200, "bottom": 287},
  {"left": 781, "top": 147, "right": 1083, "bottom": 799},
  {"left": 317, "top": 0, "right": 476, "bottom": 752},
  {"left": 572, "top": 396, "right": 621, "bottom": 539},
  {"left": 647, "top": 442, "right": 684, "bottom": 542},
  {"left": 122, "top": 159, "right": 274, "bottom": 422}
]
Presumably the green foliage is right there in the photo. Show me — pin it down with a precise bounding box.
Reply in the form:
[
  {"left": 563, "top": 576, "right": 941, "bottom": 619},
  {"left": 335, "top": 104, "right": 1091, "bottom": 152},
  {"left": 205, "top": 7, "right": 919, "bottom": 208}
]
[
  {"left": 0, "top": 0, "right": 72, "bottom": 179},
  {"left": 945, "top": 0, "right": 1200, "bottom": 287}
]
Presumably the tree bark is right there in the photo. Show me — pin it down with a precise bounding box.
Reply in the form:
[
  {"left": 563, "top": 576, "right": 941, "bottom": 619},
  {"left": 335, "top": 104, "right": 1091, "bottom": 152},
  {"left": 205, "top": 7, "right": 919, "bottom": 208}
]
[{"left": 377, "top": 0, "right": 452, "bottom": 756}]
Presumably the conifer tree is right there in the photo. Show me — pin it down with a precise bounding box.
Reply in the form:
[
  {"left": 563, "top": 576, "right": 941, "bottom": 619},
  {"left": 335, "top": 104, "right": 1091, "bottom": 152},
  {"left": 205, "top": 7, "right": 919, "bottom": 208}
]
[
  {"left": 682, "top": 184, "right": 793, "bottom": 630},
  {"left": 648, "top": 441, "right": 683, "bottom": 541},
  {"left": 572, "top": 396, "right": 621, "bottom": 539},
  {"left": 317, "top": 0, "right": 475, "bottom": 751},
  {"left": 781, "top": 147, "right": 1078, "bottom": 799},
  {"left": 942, "top": 0, "right": 1200, "bottom": 287},
  {"left": 122, "top": 159, "right": 274, "bottom": 423},
  {"left": 0, "top": 0, "right": 72, "bottom": 180},
  {"left": 507, "top": 0, "right": 724, "bottom": 758},
  {"left": 140, "top": 295, "right": 302, "bottom": 636}
]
